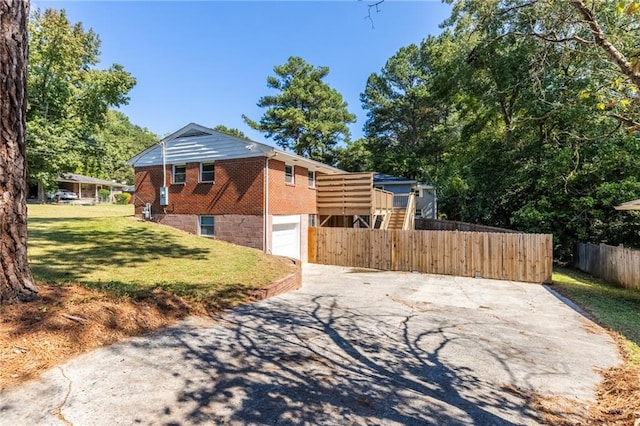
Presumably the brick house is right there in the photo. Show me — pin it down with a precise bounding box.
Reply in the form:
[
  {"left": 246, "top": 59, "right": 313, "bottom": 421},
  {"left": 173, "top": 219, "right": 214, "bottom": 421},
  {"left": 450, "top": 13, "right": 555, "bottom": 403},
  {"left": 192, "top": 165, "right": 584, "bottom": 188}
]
[{"left": 128, "top": 123, "right": 343, "bottom": 261}]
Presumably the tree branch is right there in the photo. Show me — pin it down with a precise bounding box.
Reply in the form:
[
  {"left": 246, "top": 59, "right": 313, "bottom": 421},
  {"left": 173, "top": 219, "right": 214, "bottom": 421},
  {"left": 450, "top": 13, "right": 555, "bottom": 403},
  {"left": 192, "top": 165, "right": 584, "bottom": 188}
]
[
  {"left": 607, "top": 113, "right": 640, "bottom": 130},
  {"left": 496, "top": 0, "right": 540, "bottom": 17},
  {"left": 570, "top": 0, "right": 640, "bottom": 89},
  {"left": 511, "top": 31, "right": 594, "bottom": 45},
  {"left": 362, "top": 0, "right": 384, "bottom": 28}
]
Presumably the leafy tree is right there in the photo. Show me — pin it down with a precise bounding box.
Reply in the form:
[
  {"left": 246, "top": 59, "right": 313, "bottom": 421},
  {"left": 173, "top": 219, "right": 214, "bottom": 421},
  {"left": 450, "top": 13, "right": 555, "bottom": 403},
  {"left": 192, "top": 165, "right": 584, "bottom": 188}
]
[
  {"left": 358, "top": 1, "right": 640, "bottom": 258},
  {"left": 213, "top": 124, "right": 249, "bottom": 139},
  {"left": 213, "top": 124, "right": 248, "bottom": 139},
  {"left": 436, "top": 0, "right": 640, "bottom": 257},
  {"left": 360, "top": 37, "right": 452, "bottom": 182},
  {"left": 81, "top": 110, "right": 157, "bottom": 184},
  {"left": 335, "top": 138, "right": 373, "bottom": 172},
  {"left": 26, "top": 8, "right": 136, "bottom": 191},
  {"left": 243, "top": 56, "right": 356, "bottom": 163},
  {"left": 445, "top": 0, "right": 640, "bottom": 129},
  {"left": 1, "top": 0, "right": 37, "bottom": 303}
]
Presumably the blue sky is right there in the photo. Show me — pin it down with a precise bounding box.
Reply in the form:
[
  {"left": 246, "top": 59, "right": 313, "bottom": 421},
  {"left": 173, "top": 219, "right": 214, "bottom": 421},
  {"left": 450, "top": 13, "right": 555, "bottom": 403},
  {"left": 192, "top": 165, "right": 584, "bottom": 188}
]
[{"left": 35, "top": 1, "right": 451, "bottom": 144}]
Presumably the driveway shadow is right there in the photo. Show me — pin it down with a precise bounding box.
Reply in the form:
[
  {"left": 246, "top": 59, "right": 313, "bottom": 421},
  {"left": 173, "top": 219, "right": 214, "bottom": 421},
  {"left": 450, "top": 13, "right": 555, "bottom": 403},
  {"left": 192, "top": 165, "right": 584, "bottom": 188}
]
[{"left": 125, "top": 296, "right": 548, "bottom": 425}]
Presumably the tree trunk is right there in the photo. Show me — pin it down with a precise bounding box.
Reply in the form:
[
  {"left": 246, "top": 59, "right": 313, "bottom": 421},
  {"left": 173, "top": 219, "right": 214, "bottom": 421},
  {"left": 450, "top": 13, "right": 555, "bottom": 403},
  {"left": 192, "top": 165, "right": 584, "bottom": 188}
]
[{"left": 0, "top": 0, "right": 37, "bottom": 303}]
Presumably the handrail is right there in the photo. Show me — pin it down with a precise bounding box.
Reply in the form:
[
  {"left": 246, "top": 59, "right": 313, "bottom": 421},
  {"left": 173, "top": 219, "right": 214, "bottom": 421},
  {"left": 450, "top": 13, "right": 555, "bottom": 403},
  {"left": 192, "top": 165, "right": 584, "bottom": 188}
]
[{"left": 403, "top": 192, "right": 416, "bottom": 230}]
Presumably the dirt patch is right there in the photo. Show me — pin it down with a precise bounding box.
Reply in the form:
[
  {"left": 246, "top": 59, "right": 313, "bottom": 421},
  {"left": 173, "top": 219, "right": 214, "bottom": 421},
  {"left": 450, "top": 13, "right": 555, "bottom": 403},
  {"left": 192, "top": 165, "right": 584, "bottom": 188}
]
[
  {"left": 502, "top": 384, "right": 589, "bottom": 424},
  {"left": 503, "top": 337, "right": 640, "bottom": 425},
  {"left": 580, "top": 317, "right": 606, "bottom": 335},
  {"left": 0, "top": 285, "right": 204, "bottom": 390},
  {"left": 590, "top": 357, "right": 640, "bottom": 425},
  {"left": 0, "top": 263, "right": 301, "bottom": 392}
]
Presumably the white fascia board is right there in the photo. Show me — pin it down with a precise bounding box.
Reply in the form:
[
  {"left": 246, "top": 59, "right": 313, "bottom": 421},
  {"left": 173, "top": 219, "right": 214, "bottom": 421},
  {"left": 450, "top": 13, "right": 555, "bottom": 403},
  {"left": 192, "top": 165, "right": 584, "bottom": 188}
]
[
  {"left": 269, "top": 149, "right": 343, "bottom": 174},
  {"left": 414, "top": 183, "right": 435, "bottom": 189},
  {"left": 614, "top": 199, "right": 640, "bottom": 210}
]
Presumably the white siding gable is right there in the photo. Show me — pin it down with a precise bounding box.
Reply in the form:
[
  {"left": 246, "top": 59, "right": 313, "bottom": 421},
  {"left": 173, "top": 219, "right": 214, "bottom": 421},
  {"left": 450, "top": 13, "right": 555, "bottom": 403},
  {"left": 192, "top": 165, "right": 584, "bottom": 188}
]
[
  {"left": 127, "top": 122, "right": 344, "bottom": 175},
  {"left": 129, "top": 127, "right": 271, "bottom": 167}
]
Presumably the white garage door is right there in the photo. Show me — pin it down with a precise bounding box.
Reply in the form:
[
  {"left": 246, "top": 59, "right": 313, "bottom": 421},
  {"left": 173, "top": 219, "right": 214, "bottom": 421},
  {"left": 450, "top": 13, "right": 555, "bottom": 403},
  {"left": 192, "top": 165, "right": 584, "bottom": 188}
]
[{"left": 272, "top": 220, "right": 300, "bottom": 260}]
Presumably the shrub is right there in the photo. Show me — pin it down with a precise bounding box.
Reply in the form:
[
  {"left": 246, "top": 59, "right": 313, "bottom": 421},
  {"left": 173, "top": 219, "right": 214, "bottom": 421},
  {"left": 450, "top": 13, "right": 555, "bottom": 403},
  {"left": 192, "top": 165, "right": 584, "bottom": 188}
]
[
  {"left": 114, "top": 192, "right": 131, "bottom": 205},
  {"left": 97, "top": 189, "right": 110, "bottom": 202}
]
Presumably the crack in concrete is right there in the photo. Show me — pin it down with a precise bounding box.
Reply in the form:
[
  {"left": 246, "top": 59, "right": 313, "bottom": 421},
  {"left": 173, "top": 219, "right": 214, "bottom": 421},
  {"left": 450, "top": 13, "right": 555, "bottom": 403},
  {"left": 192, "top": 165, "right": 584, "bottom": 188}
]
[
  {"left": 53, "top": 367, "right": 73, "bottom": 426},
  {"left": 400, "top": 313, "right": 417, "bottom": 327},
  {"left": 390, "top": 296, "right": 417, "bottom": 328}
]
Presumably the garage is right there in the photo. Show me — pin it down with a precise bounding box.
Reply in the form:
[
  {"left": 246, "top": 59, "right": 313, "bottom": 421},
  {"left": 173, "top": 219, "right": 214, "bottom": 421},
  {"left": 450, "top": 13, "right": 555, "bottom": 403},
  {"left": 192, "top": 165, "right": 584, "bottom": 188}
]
[{"left": 271, "top": 215, "right": 300, "bottom": 260}]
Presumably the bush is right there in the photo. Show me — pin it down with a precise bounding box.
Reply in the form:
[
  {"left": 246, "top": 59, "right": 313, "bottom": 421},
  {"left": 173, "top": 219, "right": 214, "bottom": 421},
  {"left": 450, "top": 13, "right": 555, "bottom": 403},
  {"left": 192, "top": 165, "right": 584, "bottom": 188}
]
[
  {"left": 97, "top": 189, "right": 110, "bottom": 202},
  {"left": 114, "top": 192, "right": 131, "bottom": 205}
]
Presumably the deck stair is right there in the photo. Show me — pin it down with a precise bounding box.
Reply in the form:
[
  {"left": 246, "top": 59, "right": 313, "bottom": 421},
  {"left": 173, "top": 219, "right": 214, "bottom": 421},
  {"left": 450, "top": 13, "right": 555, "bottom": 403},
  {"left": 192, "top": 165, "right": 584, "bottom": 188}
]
[
  {"left": 385, "top": 192, "right": 416, "bottom": 230},
  {"left": 387, "top": 209, "right": 406, "bottom": 230}
]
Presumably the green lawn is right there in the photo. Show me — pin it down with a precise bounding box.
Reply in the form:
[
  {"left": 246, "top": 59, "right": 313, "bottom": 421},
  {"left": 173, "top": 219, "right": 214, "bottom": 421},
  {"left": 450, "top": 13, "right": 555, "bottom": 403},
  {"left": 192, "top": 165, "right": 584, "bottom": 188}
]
[
  {"left": 27, "top": 204, "right": 294, "bottom": 309},
  {"left": 552, "top": 267, "right": 640, "bottom": 366}
]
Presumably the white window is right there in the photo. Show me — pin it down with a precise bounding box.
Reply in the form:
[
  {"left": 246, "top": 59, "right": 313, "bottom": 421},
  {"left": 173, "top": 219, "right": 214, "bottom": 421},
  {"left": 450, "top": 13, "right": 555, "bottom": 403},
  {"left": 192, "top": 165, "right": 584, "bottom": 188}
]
[
  {"left": 173, "top": 165, "right": 186, "bottom": 184},
  {"left": 200, "top": 163, "right": 215, "bottom": 183},
  {"left": 308, "top": 170, "right": 316, "bottom": 188},
  {"left": 285, "top": 165, "right": 294, "bottom": 185},
  {"left": 199, "top": 216, "right": 215, "bottom": 237}
]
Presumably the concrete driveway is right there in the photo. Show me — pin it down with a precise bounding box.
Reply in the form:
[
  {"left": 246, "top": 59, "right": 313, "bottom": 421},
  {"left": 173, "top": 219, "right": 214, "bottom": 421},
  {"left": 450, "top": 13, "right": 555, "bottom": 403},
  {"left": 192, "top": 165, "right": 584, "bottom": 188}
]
[{"left": 0, "top": 264, "right": 619, "bottom": 425}]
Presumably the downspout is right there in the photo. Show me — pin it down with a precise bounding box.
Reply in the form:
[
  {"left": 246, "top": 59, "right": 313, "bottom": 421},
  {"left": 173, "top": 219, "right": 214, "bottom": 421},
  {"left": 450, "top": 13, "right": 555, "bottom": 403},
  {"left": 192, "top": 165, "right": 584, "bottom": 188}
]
[
  {"left": 264, "top": 156, "right": 269, "bottom": 254},
  {"left": 161, "top": 140, "right": 167, "bottom": 188}
]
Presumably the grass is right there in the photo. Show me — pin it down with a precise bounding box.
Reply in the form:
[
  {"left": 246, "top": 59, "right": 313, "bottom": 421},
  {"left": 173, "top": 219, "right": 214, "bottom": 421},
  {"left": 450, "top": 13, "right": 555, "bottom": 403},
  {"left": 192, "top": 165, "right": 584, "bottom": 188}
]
[
  {"left": 27, "top": 204, "right": 294, "bottom": 309},
  {"left": 552, "top": 267, "right": 640, "bottom": 366},
  {"left": 2, "top": 203, "right": 296, "bottom": 389}
]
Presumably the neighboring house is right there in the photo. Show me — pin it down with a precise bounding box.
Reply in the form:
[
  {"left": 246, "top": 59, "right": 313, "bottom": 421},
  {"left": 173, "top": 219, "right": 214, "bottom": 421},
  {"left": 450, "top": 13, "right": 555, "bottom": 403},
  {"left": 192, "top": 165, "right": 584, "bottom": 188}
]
[
  {"left": 57, "top": 173, "right": 129, "bottom": 201},
  {"left": 373, "top": 173, "right": 416, "bottom": 194},
  {"left": 127, "top": 123, "right": 343, "bottom": 261},
  {"left": 30, "top": 173, "right": 129, "bottom": 202},
  {"left": 373, "top": 173, "right": 437, "bottom": 219}
]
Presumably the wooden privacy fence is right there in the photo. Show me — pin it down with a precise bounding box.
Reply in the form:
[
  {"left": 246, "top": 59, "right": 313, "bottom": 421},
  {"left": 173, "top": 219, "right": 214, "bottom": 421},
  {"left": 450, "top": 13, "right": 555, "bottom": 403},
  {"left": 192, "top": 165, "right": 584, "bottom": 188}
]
[
  {"left": 308, "top": 228, "right": 553, "bottom": 284},
  {"left": 574, "top": 242, "right": 640, "bottom": 290},
  {"left": 415, "top": 218, "right": 518, "bottom": 233}
]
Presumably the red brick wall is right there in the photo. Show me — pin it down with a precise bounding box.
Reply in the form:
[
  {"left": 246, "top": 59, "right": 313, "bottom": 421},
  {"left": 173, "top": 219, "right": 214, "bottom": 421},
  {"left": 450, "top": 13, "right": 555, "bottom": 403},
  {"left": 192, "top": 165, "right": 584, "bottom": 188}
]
[
  {"left": 250, "top": 258, "right": 301, "bottom": 299},
  {"left": 134, "top": 157, "right": 265, "bottom": 216},
  {"left": 267, "top": 160, "right": 318, "bottom": 215},
  {"left": 134, "top": 155, "right": 322, "bottom": 259}
]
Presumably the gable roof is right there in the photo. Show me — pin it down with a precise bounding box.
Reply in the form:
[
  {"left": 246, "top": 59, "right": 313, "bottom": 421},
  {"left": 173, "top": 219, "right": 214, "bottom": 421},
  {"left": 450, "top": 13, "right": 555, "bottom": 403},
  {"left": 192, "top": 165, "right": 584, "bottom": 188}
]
[
  {"left": 373, "top": 172, "right": 416, "bottom": 185},
  {"left": 127, "top": 123, "right": 343, "bottom": 174},
  {"left": 58, "top": 172, "right": 128, "bottom": 188}
]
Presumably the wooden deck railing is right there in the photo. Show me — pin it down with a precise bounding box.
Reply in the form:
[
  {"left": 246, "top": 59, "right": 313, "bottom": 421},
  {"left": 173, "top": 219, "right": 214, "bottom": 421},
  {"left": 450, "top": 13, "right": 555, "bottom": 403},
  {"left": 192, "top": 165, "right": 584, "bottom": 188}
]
[
  {"left": 316, "top": 172, "right": 393, "bottom": 219},
  {"left": 372, "top": 188, "right": 393, "bottom": 215}
]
